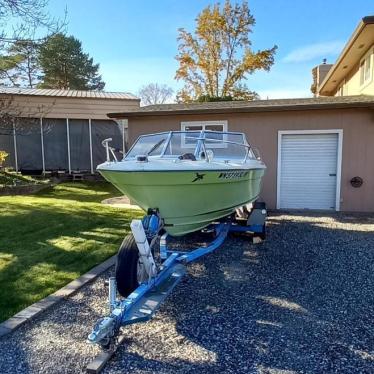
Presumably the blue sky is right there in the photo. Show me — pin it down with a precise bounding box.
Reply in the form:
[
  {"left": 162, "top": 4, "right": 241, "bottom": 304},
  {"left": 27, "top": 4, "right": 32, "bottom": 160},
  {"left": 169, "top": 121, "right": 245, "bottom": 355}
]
[{"left": 48, "top": 0, "right": 373, "bottom": 99}]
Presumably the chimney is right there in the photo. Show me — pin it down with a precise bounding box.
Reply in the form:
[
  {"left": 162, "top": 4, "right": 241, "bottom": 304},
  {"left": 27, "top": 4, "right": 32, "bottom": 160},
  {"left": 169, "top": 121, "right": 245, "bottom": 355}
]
[{"left": 311, "top": 60, "right": 333, "bottom": 96}]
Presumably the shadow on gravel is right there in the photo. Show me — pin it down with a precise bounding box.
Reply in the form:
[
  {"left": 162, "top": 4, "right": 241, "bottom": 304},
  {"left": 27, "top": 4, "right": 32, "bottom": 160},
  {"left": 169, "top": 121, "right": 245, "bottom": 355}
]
[{"left": 111, "top": 213, "right": 374, "bottom": 374}]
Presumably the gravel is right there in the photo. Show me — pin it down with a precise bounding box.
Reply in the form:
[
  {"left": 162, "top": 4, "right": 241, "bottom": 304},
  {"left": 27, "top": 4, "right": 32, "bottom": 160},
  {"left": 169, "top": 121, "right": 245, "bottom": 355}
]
[{"left": 0, "top": 212, "right": 373, "bottom": 374}]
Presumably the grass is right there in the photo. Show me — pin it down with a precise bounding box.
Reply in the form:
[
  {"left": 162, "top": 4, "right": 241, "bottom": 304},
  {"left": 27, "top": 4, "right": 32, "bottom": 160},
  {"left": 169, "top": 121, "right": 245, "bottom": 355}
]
[{"left": 0, "top": 181, "right": 142, "bottom": 322}]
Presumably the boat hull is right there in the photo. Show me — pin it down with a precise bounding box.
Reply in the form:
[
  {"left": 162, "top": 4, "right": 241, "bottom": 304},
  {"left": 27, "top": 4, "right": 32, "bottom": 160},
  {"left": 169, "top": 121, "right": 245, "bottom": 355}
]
[{"left": 99, "top": 168, "right": 265, "bottom": 236}]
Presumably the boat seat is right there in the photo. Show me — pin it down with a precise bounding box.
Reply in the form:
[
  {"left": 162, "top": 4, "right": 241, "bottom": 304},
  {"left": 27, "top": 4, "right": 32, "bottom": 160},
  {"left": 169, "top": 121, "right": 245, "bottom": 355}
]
[{"left": 178, "top": 153, "right": 196, "bottom": 161}]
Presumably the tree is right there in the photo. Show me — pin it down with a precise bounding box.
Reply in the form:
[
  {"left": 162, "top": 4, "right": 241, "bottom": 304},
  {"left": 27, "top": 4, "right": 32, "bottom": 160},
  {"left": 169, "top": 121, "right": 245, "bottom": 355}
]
[
  {"left": 0, "top": 1, "right": 65, "bottom": 86},
  {"left": 0, "top": 40, "right": 40, "bottom": 87},
  {"left": 0, "top": 53, "right": 24, "bottom": 86},
  {"left": 0, "top": 1, "right": 64, "bottom": 172},
  {"left": 38, "top": 33, "right": 105, "bottom": 90},
  {"left": 175, "top": 0, "right": 277, "bottom": 102},
  {"left": 0, "top": 0, "right": 66, "bottom": 43},
  {"left": 138, "top": 83, "right": 174, "bottom": 105}
]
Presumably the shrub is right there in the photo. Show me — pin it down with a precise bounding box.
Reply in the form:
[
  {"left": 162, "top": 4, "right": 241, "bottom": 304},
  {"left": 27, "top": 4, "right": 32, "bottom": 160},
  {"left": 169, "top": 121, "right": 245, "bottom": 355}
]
[{"left": 0, "top": 151, "right": 9, "bottom": 165}]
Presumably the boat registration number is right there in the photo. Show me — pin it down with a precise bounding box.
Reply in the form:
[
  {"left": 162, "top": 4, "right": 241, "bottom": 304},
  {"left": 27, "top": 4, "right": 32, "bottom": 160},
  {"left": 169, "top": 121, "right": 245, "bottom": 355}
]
[{"left": 218, "top": 171, "right": 249, "bottom": 179}]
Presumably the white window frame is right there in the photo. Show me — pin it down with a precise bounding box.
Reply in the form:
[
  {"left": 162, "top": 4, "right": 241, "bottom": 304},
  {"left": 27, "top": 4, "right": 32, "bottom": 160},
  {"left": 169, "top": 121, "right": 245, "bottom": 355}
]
[
  {"left": 276, "top": 129, "right": 343, "bottom": 211},
  {"left": 359, "top": 46, "right": 373, "bottom": 89},
  {"left": 181, "top": 120, "right": 228, "bottom": 148}
]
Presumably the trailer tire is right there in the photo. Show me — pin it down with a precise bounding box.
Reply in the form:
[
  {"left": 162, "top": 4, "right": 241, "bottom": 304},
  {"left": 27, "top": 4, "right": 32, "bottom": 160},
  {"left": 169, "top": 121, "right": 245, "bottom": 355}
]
[{"left": 116, "top": 234, "right": 140, "bottom": 297}]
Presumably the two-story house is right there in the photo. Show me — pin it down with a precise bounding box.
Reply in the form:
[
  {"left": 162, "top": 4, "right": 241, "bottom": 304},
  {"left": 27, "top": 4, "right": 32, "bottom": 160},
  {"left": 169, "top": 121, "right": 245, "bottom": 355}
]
[{"left": 313, "top": 16, "right": 374, "bottom": 97}]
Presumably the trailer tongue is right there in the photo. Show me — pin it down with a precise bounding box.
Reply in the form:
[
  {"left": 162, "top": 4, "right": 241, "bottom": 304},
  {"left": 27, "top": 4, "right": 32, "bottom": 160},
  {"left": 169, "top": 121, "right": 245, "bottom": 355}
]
[{"left": 88, "top": 204, "right": 266, "bottom": 348}]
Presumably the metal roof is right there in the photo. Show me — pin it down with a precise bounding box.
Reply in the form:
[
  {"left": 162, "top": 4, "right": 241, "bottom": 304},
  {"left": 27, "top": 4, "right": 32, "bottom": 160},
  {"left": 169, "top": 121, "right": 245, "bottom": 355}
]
[
  {"left": 0, "top": 87, "right": 139, "bottom": 100},
  {"left": 108, "top": 95, "right": 374, "bottom": 118}
]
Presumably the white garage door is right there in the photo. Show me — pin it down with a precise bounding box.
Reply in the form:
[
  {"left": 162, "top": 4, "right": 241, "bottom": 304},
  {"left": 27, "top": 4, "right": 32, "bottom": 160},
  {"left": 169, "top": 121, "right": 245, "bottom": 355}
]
[{"left": 278, "top": 133, "right": 339, "bottom": 210}]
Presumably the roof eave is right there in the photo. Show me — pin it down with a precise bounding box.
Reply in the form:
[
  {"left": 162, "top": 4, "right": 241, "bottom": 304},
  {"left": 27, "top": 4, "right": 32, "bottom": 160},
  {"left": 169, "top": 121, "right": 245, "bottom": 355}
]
[
  {"left": 318, "top": 16, "right": 374, "bottom": 94},
  {"left": 108, "top": 101, "right": 374, "bottom": 118}
]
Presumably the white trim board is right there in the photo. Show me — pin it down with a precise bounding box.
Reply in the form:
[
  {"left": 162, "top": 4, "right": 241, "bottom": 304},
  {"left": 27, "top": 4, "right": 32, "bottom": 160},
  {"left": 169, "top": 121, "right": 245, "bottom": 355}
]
[
  {"left": 40, "top": 118, "right": 45, "bottom": 174},
  {"left": 66, "top": 118, "right": 71, "bottom": 174},
  {"left": 88, "top": 119, "right": 94, "bottom": 174},
  {"left": 276, "top": 129, "right": 343, "bottom": 211}
]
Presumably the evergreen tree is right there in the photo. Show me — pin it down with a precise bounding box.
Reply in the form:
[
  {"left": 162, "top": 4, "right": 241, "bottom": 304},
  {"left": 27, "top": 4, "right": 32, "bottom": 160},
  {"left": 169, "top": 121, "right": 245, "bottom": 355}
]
[
  {"left": 0, "top": 40, "right": 41, "bottom": 87},
  {"left": 38, "top": 33, "right": 105, "bottom": 90},
  {"left": 0, "top": 53, "right": 24, "bottom": 86}
]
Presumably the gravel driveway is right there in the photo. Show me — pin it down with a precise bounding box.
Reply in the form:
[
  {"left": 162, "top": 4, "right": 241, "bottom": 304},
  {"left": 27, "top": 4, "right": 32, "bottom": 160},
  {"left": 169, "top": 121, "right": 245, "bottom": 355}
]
[{"left": 0, "top": 212, "right": 373, "bottom": 374}]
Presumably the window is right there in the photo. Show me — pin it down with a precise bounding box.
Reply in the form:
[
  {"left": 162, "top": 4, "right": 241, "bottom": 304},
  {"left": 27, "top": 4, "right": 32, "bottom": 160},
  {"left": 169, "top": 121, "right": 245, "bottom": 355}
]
[
  {"left": 360, "top": 48, "right": 372, "bottom": 87},
  {"left": 181, "top": 121, "right": 228, "bottom": 148},
  {"left": 181, "top": 121, "right": 227, "bottom": 133}
]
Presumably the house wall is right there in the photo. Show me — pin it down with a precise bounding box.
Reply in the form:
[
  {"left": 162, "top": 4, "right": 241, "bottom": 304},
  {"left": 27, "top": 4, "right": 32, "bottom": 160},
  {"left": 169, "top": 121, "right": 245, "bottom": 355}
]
[
  {"left": 127, "top": 107, "right": 374, "bottom": 212},
  {"left": 2, "top": 94, "right": 140, "bottom": 120},
  {"left": 333, "top": 45, "right": 374, "bottom": 96}
]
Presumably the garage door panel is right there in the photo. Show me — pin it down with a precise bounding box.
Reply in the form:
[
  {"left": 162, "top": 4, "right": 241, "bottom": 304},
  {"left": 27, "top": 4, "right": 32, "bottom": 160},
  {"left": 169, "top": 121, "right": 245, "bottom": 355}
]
[{"left": 279, "top": 133, "right": 338, "bottom": 210}]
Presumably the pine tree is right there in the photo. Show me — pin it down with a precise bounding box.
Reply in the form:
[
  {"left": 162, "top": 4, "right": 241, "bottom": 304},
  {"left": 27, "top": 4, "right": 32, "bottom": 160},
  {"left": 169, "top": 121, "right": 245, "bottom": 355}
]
[
  {"left": 0, "top": 40, "right": 41, "bottom": 87},
  {"left": 0, "top": 53, "right": 24, "bottom": 86},
  {"left": 38, "top": 33, "right": 105, "bottom": 90}
]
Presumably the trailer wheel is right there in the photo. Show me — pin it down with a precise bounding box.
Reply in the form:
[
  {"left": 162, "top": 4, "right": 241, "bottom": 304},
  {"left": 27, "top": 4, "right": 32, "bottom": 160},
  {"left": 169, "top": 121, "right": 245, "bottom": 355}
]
[{"left": 116, "top": 234, "right": 147, "bottom": 297}]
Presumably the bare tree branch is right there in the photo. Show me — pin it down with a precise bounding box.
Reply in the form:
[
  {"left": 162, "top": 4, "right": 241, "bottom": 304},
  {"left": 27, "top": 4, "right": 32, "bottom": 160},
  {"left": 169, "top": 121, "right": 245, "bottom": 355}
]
[
  {"left": 138, "top": 83, "right": 174, "bottom": 106},
  {"left": 0, "top": 0, "right": 67, "bottom": 44}
]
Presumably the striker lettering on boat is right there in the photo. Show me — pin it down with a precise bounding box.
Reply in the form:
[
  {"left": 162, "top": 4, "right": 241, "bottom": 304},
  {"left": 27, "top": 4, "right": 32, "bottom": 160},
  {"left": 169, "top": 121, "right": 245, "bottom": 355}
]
[{"left": 218, "top": 171, "right": 249, "bottom": 179}]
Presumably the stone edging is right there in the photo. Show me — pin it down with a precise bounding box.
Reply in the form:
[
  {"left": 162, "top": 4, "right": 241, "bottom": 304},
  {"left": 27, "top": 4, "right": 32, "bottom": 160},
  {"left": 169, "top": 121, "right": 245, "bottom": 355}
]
[{"left": 0, "top": 255, "right": 116, "bottom": 338}]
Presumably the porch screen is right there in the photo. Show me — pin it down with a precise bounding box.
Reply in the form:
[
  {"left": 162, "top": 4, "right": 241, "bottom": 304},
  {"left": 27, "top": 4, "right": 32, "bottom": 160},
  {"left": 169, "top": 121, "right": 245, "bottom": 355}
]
[
  {"left": 69, "top": 119, "right": 91, "bottom": 172},
  {"left": 16, "top": 118, "right": 43, "bottom": 171},
  {"left": 91, "top": 120, "right": 123, "bottom": 169},
  {"left": 43, "top": 119, "right": 69, "bottom": 171}
]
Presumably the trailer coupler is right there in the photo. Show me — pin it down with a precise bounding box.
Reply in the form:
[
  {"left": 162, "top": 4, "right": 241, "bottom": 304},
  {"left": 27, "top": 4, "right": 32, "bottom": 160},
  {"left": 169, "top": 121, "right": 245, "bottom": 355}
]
[{"left": 87, "top": 260, "right": 186, "bottom": 346}]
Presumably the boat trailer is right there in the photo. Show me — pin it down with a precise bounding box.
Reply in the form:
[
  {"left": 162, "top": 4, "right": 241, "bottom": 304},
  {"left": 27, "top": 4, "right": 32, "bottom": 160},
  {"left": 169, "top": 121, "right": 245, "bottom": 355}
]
[{"left": 87, "top": 202, "right": 267, "bottom": 349}]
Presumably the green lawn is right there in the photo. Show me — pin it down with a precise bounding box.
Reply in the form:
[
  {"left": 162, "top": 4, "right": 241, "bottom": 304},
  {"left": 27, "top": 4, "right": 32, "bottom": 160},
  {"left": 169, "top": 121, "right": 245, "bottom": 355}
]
[{"left": 0, "top": 182, "right": 142, "bottom": 322}]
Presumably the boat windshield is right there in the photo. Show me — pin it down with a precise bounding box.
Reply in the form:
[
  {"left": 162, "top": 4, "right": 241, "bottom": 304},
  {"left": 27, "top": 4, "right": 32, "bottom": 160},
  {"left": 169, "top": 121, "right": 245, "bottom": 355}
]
[{"left": 125, "top": 131, "right": 256, "bottom": 162}]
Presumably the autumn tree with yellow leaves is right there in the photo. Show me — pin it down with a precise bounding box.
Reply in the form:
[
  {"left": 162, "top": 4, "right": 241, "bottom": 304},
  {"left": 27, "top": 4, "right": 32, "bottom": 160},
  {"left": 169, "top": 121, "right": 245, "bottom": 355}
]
[{"left": 175, "top": 0, "right": 277, "bottom": 102}]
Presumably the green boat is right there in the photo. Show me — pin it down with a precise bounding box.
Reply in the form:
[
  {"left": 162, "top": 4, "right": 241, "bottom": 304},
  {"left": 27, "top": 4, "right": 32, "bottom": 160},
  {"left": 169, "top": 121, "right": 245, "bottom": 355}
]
[{"left": 98, "top": 131, "right": 266, "bottom": 236}]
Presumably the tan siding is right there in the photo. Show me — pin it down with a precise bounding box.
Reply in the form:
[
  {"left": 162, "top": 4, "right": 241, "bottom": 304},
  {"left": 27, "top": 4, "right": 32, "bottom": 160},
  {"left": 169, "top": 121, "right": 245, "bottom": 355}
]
[
  {"left": 2, "top": 95, "right": 140, "bottom": 119},
  {"left": 127, "top": 108, "right": 374, "bottom": 212},
  {"left": 333, "top": 46, "right": 374, "bottom": 96}
]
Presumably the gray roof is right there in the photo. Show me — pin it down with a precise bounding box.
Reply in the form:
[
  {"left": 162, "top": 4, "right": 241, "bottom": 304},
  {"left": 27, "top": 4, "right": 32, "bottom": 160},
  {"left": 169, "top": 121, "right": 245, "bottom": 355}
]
[
  {"left": 108, "top": 95, "right": 374, "bottom": 118},
  {"left": 0, "top": 87, "right": 139, "bottom": 100}
]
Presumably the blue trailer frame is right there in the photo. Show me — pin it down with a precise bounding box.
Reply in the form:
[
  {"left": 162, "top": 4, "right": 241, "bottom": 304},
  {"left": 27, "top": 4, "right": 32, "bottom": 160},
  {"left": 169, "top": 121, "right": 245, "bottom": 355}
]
[{"left": 88, "top": 206, "right": 266, "bottom": 347}]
